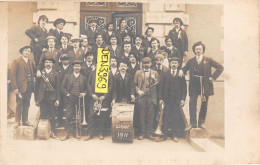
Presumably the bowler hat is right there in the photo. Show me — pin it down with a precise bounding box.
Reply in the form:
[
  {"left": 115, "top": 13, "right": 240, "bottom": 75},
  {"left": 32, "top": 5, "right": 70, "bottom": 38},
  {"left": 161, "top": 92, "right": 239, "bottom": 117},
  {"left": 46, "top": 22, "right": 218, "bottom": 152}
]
[
  {"left": 71, "top": 60, "right": 83, "bottom": 66},
  {"left": 19, "top": 46, "right": 32, "bottom": 54},
  {"left": 142, "top": 57, "right": 151, "bottom": 63},
  {"left": 60, "top": 54, "right": 70, "bottom": 61},
  {"left": 145, "top": 27, "right": 154, "bottom": 35},
  {"left": 53, "top": 18, "right": 66, "bottom": 27},
  {"left": 61, "top": 33, "right": 72, "bottom": 40},
  {"left": 84, "top": 51, "right": 94, "bottom": 58}
]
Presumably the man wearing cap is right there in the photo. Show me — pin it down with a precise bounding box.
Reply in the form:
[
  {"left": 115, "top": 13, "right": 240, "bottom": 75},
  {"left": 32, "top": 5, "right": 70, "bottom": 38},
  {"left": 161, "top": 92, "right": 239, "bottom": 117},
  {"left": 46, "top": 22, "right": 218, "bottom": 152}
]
[
  {"left": 36, "top": 56, "right": 60, "bottom": 138},
  {"left": 38, "top": 35, "right": 61, "bottom": 73},
  {"left": 159, "top": 57, "right": 187, "bottom": 142},
  {"left": 84, "top": 66, "right": 113, "bottom": 141},
  {"left": 179, "top": 41, "right": 224, "bottom": 129},
  {"left": 108, "top": 35, "right": 122, "bottom": 60},
  {"left": 84, "top": 19, "right": 102, "bottom": 46},
  {"left": 60, "top": 60, "right": 87, "bottom": 140},
  {"left": 10, "top": 46, "right": 35, "bottom": 127},
  {"left": 132, "top": 35, "right": 147, "bottom": 63},
  {"left": 56, "top": 54, "right": 73, "bottom": 126},
  {"left": 134, "top": 57, "right": 159, "bottom": 140},
  {"left": 142, "top": 27, "right": 156, "bottom": 49},
  {"left": 49, "top": 18, "right": 66, "bottom": 49},
  {"left": 58, "top": 33, "right": 73, "bottom": 55},
  {"left": 80, "top": 35, "right": 92, "bottom": 54},
  {"left": 68, "top": 37, "right": 85, "bottom": 63},
  {"left": 168, "top": 17, "right": 189, "bottom": 67},
  {"left": 25, "top": 15, "right": 48, "bottom": 66}
]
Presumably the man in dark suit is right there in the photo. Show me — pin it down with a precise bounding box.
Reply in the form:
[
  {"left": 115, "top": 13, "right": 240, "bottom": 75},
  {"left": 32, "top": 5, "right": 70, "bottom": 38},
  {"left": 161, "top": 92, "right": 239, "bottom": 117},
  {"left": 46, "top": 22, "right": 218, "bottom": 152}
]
[
  {"left": 134, "top": 57, "right": 159, "bottom": 140},
  {"left": 68, "top": 37, "right": 85, "bottom": 62},
  {"left": 180, "top": 41, "right": 224, "bottom": 129},
  {"left": 84, "top": 70, "right": 113, "bottom": 141},
  {"left": 132, "top": 35, "right": 147, "bottom": 63},
  {"left": 147, "top": 38, "right": 160, "bottom": 65},
  {"left": 91, "top": 33, "right": 108, "bottom": 62},
  {"left": 10, "top": 46, "right": 35, "bottom": 127},
  {"left": 84, "top": 19, "right": 102, "bottom": 46},
  {"left": 142, "top": 27, "right": 156, "bottom": 50},
  {"left": 160, "top": 46, "right": 171, "bottom": 69},
  {"left": 49, "top": 18, "right": 66, "bottom": 49},
  {"left": 81, "top": 51, "right": 96, "bottom": 78},
  {"left": 112, "top": 60, "right": 135, "bottom": 104},
  {"left": 118, "top": 41, "right": 132, "bottom": 64},
  {"left": 80, "top": 35, "right": 92, "bottom": 54},
  {"left": 159, "top": 57, "right": 187, "bottom": 142},
  {"left": 114, "top": 17, "right": 133, "bottom": 45},
  {"left": 128, "top": 52, "right": 140, "bottom": 79},
  {"left": 168, "top": 17, "right": 189, "bottom": 67},
  {"left": 60, "top": 60, "right": 88, "bottom": 141},
  {"left": 36, "top": 56, "right": 60, "bottom": 138},
  {"left": 56, "top": 54, "right": 73, "bottom": 127},
  {"left": 103, "top": 22, "right": 115, "bottom": 45},
  {"left": 25, "top": 15, "right": 48, "bottom": 66},
  {"left": 108, "top": 35, "right": 122, "bottom": 60},
  {"left": 57, "top": 33, "right": 73, "bottom": 56},
  {"left": 164, "top": 37, "right": 181, "bottom": 59}
]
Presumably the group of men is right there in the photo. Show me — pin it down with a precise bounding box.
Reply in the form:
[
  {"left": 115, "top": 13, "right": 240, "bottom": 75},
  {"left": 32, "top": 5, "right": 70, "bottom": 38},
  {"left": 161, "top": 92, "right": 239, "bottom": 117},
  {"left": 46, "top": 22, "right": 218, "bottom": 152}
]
[{"left": 9, "top": 15, "right": 224, "bottom": 142}]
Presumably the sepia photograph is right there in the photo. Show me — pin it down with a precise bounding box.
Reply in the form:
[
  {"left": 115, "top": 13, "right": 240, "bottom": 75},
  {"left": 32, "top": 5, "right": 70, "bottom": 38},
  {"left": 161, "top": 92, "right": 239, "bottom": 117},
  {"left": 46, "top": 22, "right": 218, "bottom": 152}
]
[{"left": 0, "top": 0, "right": 259, "bottom": 164}]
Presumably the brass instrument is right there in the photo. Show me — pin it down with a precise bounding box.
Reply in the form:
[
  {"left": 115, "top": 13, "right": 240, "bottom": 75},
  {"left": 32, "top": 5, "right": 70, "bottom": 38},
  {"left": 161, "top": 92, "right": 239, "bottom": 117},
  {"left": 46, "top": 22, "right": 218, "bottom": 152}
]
[
  {"left": 154, "top": 101, "right": 165, "bottom": 136},
  {"left": 75, "top": 101, "right": 82, "bottom": 138},
  {"left": 132, "top": 82, "right": 159, "bottom": 102},
  {"left": 41, "top": 71, "right": 54, "bottom": 91},
  {"left": 93, "top": 100, "right": 102, "bottom": 115},
  {"left": 81, "top": 95, "right": 87, "bottom": 126}
]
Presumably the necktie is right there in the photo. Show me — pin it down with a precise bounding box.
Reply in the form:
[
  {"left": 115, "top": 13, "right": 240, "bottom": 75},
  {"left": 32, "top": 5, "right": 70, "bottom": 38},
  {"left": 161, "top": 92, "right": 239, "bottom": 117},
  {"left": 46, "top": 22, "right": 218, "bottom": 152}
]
[{"left": 172, "top": 70, "right": 175, "bottom": 77}]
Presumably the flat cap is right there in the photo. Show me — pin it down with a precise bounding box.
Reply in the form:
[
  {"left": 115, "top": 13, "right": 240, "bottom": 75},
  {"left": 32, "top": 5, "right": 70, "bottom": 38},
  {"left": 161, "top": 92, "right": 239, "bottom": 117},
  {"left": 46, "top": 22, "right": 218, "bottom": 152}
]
[
  {"left": 70, "top": 37, "right": 81, "bottom": 42},
  {"left": 42, "top": 56, "right": 56, "bottom": 63},
  {"left": 169, "top": 57, "right": 180, "bottom": 62},
  {"left": 60, "top": 54, "right": 70, "bottom": 61},
  {"left": 46, "top": 35, "right": 56, "bottom": 41},
  {"left": 71, "top": 60, "right": 83, "bottom": 66},
  {"left": 19, "top": 46, "right": 32, "bottom": 54}
]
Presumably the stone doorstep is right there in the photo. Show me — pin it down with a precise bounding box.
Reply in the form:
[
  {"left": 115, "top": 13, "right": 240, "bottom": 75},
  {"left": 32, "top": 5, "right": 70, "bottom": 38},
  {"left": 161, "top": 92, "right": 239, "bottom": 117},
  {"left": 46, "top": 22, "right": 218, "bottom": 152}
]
[{"left": 189, "top": 138, "right": 224, "bottom": 152}]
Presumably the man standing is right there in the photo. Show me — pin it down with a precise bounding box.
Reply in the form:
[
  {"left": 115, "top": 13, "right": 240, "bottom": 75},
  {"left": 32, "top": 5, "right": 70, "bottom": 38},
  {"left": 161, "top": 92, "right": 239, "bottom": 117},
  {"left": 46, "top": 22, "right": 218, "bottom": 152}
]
[
  {"left": 168, "top": 17, "right": 188, "bottom": 67},
  {"left": 10, "top": 46, "right": 35, "bottom": 127},
  {"left": 147, "top": 38, "right": 160, "bottom": 65},
  {"left": 49, "top": 18, "right": 67, "bottom": 49},
  {"left": 128, "top": 52, "right": 140, "bottom": 79},
  {"left": 60, "top": 60, "right": 87, "bottom": 140},
  {"left": 108, "top": 35, "right": 122, "bottom": 60},
  {"left": 142, "top": 27, "right": 156, "bottom": 50},
  {"left": 36, "top": 56, "right": 60, "bottom": 138},
  {"left": 103, "top": 22, "right": 115, "bottom": 45},
  {"left": 85, "top": 19, "right": 102, "bottom": 46},
  {"left": 80, "top": 35, "right": 92, "bottom": 54},
  {"left": 58, "top": 33, "right": 73, "bottom": 55},
  {"left": 134, "top": 57, "right": 159, "bottom": 140},
  {"left": 180, "top": 41, "right": 224, "bottom": 129},
  {"left": 159, "top": 57, "right": 187, "bottom": 142},
  {"left": 68, "top": 37, "right": 85, "bottom": 62},
  {"left": 119, "top": 41, "right": 132, "bottom": 64}
]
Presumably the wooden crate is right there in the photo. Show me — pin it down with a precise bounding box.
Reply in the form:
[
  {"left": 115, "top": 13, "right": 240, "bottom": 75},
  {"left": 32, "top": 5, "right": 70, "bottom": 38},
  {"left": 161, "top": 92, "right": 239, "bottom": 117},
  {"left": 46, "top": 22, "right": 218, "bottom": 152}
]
[
  {"left": 14, "top": 126, "right": 36, "bottom": 140},
  {"left": 37, "top": 119, "right": 51, "bottom": 140},
  {"left": 111, "top": 103, "right": 134, "bottom": 143}
]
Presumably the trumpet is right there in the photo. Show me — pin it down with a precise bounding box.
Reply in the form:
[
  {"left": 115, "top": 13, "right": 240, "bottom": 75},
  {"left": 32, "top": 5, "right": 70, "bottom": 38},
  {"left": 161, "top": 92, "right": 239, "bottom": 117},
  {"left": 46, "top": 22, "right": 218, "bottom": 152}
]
[
  {"left": 154, "top": 101, "right": 165, "bottom": 136},
  {"left": 93, "top": 100, "right": 102, "bottom": 115},
  {"left": 41, "top": 71, "right": 54, "bottom": 91},
  {"left": 80, "top": 95, "right": 87, "bottom": 126},
  {"left": 75, "top": 102, "right": 82, "bottom": 138}
]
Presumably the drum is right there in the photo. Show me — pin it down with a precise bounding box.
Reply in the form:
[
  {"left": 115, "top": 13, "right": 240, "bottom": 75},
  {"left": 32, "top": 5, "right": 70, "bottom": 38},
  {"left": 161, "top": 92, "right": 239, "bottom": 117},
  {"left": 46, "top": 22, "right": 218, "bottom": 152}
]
[
  {"left": 14, "top": 126, "right": 36, "bottom": 140},
  {"left": 111, "top": 103, "right": 134, "bottom": 143}
]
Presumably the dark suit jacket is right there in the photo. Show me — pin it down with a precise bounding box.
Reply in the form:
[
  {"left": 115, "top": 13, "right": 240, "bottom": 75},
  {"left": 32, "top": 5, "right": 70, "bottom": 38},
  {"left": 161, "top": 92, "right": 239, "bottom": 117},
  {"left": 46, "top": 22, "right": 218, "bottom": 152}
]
[
  {"left": 67, "top": 48, "right": 85, "bottom": 63},
  {"left": 114, "top": 28, "right": 132, "bottom": 45},
  {"left": 25, "top": 25, "right": 48, "bottom": 49},
  {"left": 128, "top": 63, "right": 140, "bottom": 80},
  {"left": 37, "top": 69, "right": 60, "bottom": 103},
  {"left": 81, "top": 45, "right": 92, "bottom": 55},
  {"left": 168, "top": 28, "right": 188, "bottom": 55},
  {"left": 141, "top": 36, "right": 156, "bottom": 49},
  {"left": 159, "top": 70, "right": 187, "bottom": 104},
  {"left": 132, "top": 45, "right": 147, "bottom": 62},
  {"left": 84, "top": 28, "right": 102, "bottom": 46},
  {"left": 182, "top": 56, "right": 224, "bottom": 96},
  {"left": 92, "top": 43, "right": 108, "bottom": 62},
  {"left": 112, "top": 72, "right": 135, "bottom": 102},
  {"left": 57, "top": 45, "right": 73, "bottom": 56},
  {"left": 168, "top": 46, "right": 181, "bottom": 59},
  {"left": 102, "top": 30, "right": 115, "bottom": 45},
  {"left": 118, "top": 51, "right": 131, "bottom": 65},
  {"left": 81, "top": 62, "right": 96, "bottom": 79},
  {"left": 48, "top": 28, "right": 63, "bottom": 49},
  {"left": 61, "top": 73, "right": 88, "bottom": 96},
  {"left": 87, "top": 70, "right": 113, "bottom": 108},
  {"left": 56, "top": 64, "right": 73, "bottom": 83},
  {"left": 134, "top": 69, "right": 159, "bottom": 105},
  {"left": 108, "top": 45, "right": 122, "bottom": 59},
  {"left": 147, "top": 49, "right": 160, "bottom": 65},
  {"left": 10, "top": 57, "right": 35, "bottom": 93},
  {"left": 39, "top": 48, "right": 61, "bottom": 70}
]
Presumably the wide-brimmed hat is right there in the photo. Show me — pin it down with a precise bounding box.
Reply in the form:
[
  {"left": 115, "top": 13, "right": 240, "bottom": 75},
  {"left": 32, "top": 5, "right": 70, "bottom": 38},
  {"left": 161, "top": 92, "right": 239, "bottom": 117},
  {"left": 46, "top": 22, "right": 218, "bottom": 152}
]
[
  {"left": 53, "top": 18, "right": 66, "bottom": 27},
  {"left": 19, "top": 46, "right": 33, "bottom": 54}
]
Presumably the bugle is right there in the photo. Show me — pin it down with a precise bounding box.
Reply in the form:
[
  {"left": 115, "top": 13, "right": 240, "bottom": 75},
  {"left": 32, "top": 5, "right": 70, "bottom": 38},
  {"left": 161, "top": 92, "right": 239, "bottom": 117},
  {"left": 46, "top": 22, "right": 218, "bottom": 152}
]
[
  {"left": 41, "top": 71, "right": 54, "bottom": 91},
  {"left": 75, "top": 101, "right": 82, "bottom": 138},
  {"left": 154, "top": 101, "right": 165, "bottom": 136},
  {"left": 81, "top": 95, "right": 87, "bottom": 125}
]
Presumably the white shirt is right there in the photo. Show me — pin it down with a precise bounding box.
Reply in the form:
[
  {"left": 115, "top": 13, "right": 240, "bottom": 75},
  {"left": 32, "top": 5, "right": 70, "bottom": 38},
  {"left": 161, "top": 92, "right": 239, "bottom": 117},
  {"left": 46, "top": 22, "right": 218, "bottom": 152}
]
[
  {"left": 162, "top": 59, "right": 169, "bottom": 68},
  {"left": 135, "top": 45, "right": 141, "bottom": 50},
  {"left": 111, "top": 67, "right": 117, "bottom": 75},
  {"left": 92, "top": 27, "right": 96, "bottom": 32},
  {"left": 22, "top": 56, "right": 29, "bottom": 63},
  {"left": 86, "top": 61, "right": 92, "bottom": 67},
  {"left": 56, "top": 28, "right": 62, "bottom": 34},
  {"left": 108, "top": 31, "right": 113, "bottom": 36},
  {"left": 112, "top": 45, "right": 117, "bottom": 51},
  {"left": 74, "top": 48, "right": 78, "bottom": 54},
  {"left": 175, "top": 28, "right": 180, "bottom": 32},
  {"left": 147, "top": 37, "right": 151, "bottom": 41},
  {"left": 171, "top": 69, "right": 177, "bottom": 76},
  {"left": 144, "top": 69, "right": 151, "bottom": 78},
  {"left": 63, "top": 64, "right": 69, "bottom": 70},
  {"left": 131, "top": 63, "right": 136, "bottom": 69},
  {"left": 45, "top": 68, "right": 52, "bottom": 74},
  {"left": 73, "top": 72, "right": 80, "bottom": 78},
  {"left": 49, "top": 48, "right": 54, "bottom": 52},
  {"left": 62, "top": 44, "right": 67, "bottom": 50},
  {"left": 196, "top": 54, "right": 204, "bottom": 64},
  {"left": 152, "top": 48, "right": 158, "bottom": 53},
  {"left": 120, "top": 72, "right": 126, "bottom": 79},
  {"left": 124, "top": 52, "right": 129, "bottom": 57},
  {"left": 156, "top": 65, "right": 162, "bottom": 71}
]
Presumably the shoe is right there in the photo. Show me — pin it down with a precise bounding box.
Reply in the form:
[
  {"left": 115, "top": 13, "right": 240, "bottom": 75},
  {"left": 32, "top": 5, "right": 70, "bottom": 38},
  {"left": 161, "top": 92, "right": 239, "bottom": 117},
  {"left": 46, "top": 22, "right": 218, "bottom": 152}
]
[
  {"left": 60, "top": 133, "right": 70, "bottom": 141},
  {"left": 185, "top": 125, "right": 192, "bottom": 131},
  {"left": 154, "top": 136, "right": 165, "bottom": 142},
  {"left": 99, "top": 134, "right": 104, "bottom": 140},
  {"left": 172, "top": 136, "right": 178, "bottom": 142},
  {"left": 50, "top": 131, "right": 57, "bottom": 139},
  {"left": 199, "top": 123, "right": 206, "bottom": 129},
  {"left": 84, "top": 135, "right": 93, "bottom": 141},
  {"left": 13, "top": 122, "right": 20, "bottom": 128},
  {"left": 146, "top": 134, "right": 156, "bottom": 140},
  {"left": 24, "top": 121, "right": 34, "bottom": 127},
  {"left": 138, "top": 134, "right": 144, "bottom": 140}
]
